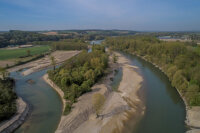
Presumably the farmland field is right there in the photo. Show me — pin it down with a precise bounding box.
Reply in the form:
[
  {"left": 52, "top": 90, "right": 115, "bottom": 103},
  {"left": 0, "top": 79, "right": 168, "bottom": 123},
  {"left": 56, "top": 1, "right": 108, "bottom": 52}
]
[{"left": 0, "top": 45, "right": 50, "bottom": 60}]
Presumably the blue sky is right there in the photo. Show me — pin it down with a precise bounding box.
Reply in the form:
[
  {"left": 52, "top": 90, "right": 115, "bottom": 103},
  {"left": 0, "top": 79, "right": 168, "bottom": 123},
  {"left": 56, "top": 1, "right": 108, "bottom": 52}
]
[{"left": 0, "top": 0, "right": 200, "bottom": 31}]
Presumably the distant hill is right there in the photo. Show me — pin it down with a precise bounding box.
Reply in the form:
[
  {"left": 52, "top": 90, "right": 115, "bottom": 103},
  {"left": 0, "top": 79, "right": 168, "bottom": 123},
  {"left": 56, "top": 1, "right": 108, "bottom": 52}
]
[
  {"left": 0, "top": 30, "right": 138, "bottom": 48},
  {"left": 0, "top": 30, "right": 68, "bottom": 48}
]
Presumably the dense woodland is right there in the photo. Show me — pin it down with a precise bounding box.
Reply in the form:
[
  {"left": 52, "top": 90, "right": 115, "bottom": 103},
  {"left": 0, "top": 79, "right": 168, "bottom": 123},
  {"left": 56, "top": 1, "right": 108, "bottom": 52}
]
[
  {"left": 48, "top": 45, "right": 108, "bottom": 114},
  {"left": 51, "top": 39, "right": 88, "bottom": 50},
  {"left": 105, "top": 35, "right": 200, "bottom": 106},
  {"left": 0, "top": 77, "right": 17, "bottom": 121},
  {"left": 0, "top": 30, "right": 70, "bottom": 48},
  {"left": 57, "top": 30, "right": 137, "bottom": 40}
]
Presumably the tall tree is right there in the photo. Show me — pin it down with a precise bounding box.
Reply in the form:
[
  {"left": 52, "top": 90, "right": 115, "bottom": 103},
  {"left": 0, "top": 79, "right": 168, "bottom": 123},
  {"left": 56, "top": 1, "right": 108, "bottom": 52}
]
[
  {"left": 50, "top": 56, "right": 56, "bottom": 70},
  {"left": 27, "top": 49, "right": 31, "bottom": 56},
  {"left": 0, "top": 67, "right": 9, "bottom": 80}
]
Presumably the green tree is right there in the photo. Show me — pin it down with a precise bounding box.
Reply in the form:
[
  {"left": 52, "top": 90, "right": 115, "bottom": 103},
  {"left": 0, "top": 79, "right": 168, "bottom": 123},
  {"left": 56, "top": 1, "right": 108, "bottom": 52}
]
[
  {"left": 50, "top": 56, "right": 56, "bottom": 70},
  {"left": 90, "top": 58, "right": 101, "bottom": 69},
  {"left": 27, "top": 49, "right": 31, "bottom": 56},
  {"left": 113, "top": 54, "right": 118, "bottom": 63},
  {"left": 0, "top": 67, "right": 9, "bottom": 80},
  {"left": 0, "top": 78, "right": 17, "bottom": 121},
  {"left": 84, "top": 69, "right": 96, "bottom": 82}
]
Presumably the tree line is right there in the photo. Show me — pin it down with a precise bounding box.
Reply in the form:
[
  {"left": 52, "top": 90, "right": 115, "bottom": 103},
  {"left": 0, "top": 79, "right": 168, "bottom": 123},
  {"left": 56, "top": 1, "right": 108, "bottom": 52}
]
[
  {"left": 0, "top": 30, "right": 138, "bottom": 48},
  {"left": 48, "top": 45, "right": 108, "bottom": 114},
  {"left": 51, "top": 39, "right": 88, "bottom": 51},
  {"left": 105, "top": 35, "right": 200, "bottom": 106},
  {"left": 0, "top": 68, "right": 17, "bottom": 121},
  {"left": 0, "top": 30, "right": 72, "bottom": 48}
]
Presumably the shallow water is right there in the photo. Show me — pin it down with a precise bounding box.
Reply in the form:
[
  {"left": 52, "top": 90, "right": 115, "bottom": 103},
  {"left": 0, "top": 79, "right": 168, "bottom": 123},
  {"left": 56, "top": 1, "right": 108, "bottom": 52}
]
[
  {"left": 111, "top": 68, "right": 122, "bottom": 91},
  {"left": 120, "top": 52, "right": 186, "bottom": 133},
  {"left": 11, "top": 68, "right": 62, "bottom": 133},
  {"left": 90, "top": 40, "right": 103, "bottom": 45},
  {"left": 88, "top": 40, "right": 103, "bottom": 53}
]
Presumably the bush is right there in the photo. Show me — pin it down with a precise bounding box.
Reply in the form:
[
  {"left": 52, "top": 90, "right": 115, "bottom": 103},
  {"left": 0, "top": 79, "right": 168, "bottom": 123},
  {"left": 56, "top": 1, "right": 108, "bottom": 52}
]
[
  {"left": 92, "top": 93, "right": 105, "bottom": 116},
  {"left": 64, "top": 103, "right": 72, "bottom": 115}
]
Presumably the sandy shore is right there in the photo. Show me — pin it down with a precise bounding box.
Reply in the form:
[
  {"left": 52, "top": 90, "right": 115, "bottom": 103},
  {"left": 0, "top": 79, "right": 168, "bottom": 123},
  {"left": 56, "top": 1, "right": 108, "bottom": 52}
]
[
  {"left": 0, "top": 50, "right": 80, "bottom": 133},
  {"left": 44, "top": 52, "right": 144, "bottom": 133},
  {"left": 186, "top": 107, "right": 200, "bottom": 133},
  {"left": 8, "top": 50, "right": 80, "bottom": 76},
  {"left": 0, "top": 98, "right": 29, "bottom": 133}
]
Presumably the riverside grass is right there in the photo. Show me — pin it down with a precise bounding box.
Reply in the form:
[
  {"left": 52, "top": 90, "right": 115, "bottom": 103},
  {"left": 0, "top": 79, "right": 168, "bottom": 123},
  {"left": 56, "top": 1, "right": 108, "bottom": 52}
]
[{"left": 0, "top": 45, "right": 50, "bottom": 60}]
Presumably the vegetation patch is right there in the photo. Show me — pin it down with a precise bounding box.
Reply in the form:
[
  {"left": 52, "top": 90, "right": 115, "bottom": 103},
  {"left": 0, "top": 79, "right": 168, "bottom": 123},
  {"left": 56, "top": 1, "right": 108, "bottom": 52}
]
[
  {"left": 92, "top": 93, "right": 105, "bottom": 116},
  {"left": 51, "top": 39, "right": 88, "bottom": 51},
  {"left": 48, "top": 45, "right": 108, "bottom": 114},
  {"left": 0, "top": 68, "right": 17, "bottom": 121},
  {"left": 0, "top": 45, "right": 50, "bottom": 60}
]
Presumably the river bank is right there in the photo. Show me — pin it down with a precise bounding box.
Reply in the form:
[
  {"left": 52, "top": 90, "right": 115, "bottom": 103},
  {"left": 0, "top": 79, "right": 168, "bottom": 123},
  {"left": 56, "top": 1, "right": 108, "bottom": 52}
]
[
  {"left": 131, "top": 52, "right": 200, "bottom": 133},
  {"left": 8, "top": 50, "right": 80, "bottom": 76},
  {"left": 0, "top": 50, "right": 80, "bottom": 133},
  {"left": 0, "top": 98, "right": 29, "bottom": 133},
  {"left": 43, "top": 74, "right": 66, "bottom": 113},
  {"left": 44, "top": 51, "right": 144, "bottom": 133}
]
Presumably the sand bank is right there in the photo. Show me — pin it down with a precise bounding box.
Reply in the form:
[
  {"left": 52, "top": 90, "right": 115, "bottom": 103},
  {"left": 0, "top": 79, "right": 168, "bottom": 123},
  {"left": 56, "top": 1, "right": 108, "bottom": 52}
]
[
  {"left": 8, "top": 51, "right": 80, "bottom": 76},
  {"left": 186, "top": 107, "right": 200, "bottom": 133},
  {"left": 44, "top": 52, "right": 144, "bottom": 133}
]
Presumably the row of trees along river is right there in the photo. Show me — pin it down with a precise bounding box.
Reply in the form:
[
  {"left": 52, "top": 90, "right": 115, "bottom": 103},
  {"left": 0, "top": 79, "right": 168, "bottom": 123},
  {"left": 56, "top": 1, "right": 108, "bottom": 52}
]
[
  {"left": 0, "top": 38, "right": 195, "bottom": 133},
  {"left": 105, "top": 35, "right": 200, "bottom": 106}
]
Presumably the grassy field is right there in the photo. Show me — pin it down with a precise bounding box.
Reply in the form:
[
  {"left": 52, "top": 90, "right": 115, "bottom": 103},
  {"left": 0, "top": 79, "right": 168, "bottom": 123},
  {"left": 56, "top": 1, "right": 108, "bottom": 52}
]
[{"left": 0, "top": 45, "right": 50, "bottom": 60}]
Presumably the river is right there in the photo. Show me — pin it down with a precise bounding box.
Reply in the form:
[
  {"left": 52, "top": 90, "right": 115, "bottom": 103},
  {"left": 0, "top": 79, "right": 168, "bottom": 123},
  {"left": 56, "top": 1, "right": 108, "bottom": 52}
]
[
  {"left": 119, "top": 52, "right": 186, "bottom": 133},
  {"left": 11, "top": 68, "right": 62, "bottom": 133},
  {"left": 10, "top": 40, "right": 186, "bottom": 133}
]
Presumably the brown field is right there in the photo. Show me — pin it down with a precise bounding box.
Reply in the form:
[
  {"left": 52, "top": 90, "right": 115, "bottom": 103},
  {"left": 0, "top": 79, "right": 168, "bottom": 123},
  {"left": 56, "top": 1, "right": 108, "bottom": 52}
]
[
  {"left": 0, "top": 60, "right": 15, "bottom": 68},
  {"left": 42, "top": 32, "right": 58, "bottom": 35}
]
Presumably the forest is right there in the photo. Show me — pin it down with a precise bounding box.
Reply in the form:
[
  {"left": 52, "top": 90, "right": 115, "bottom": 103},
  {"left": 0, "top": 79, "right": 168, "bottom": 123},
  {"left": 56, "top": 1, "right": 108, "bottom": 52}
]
[
  {"left": 57, "top": 30, "right": 137, "bottom": 40},
  {"left": 0, "top": 74, "right": 17, "bottom": 121},
  {"left": 105, "top": 35, "right": 200, "bottom": 106},
  {"left": 48, "top": 45, "right": 108, "bottom": 114},
  {"left": 51, "top": 39, "right": 88, "bottom": 51},
  {"left": 0, "top": 30, "right": 70, "bottom": 48}
]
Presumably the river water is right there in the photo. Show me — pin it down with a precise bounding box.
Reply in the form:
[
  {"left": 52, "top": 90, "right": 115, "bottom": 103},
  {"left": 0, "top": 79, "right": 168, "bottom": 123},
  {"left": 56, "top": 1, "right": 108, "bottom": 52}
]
[
  {"left": 11, "top": 68, "right": 62, "bottom": 133},
  {"left": 10, "top": 40, "right": 186, "bottom": 133},
  {"left": 119, "top": 52, "right": 186, "bottom": 133}
]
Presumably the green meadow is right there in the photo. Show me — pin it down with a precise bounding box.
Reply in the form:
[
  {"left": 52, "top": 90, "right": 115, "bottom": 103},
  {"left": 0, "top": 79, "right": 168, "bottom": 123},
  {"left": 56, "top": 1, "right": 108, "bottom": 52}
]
[{"left": 0, "top": 45, "right": 50, "bottom": 60}]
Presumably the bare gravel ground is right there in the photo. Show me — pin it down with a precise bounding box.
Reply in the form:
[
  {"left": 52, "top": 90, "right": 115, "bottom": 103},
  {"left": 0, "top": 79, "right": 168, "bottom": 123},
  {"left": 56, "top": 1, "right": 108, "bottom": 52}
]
[
  {"left": 8, "top": 51, "right": 80, "bottom": 75},
  {"left": 44, "top": 52, "right": 145, "bottom": 133}
]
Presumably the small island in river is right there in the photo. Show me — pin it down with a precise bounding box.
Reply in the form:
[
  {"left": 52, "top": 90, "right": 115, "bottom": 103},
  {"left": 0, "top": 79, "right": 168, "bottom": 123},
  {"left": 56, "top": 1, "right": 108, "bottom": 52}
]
[{"left": 44, "top": 50, "right": 145, "bottom": 133}]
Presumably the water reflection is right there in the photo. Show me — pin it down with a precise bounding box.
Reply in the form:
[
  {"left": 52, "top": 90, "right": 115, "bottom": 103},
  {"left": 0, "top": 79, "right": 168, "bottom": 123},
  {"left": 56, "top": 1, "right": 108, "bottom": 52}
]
[
  {"left": 120, "top": 52, "right": 186, "bottom": 133},
  {"left": 10, "top": 68, "right": 62, "bottom": 133}
]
